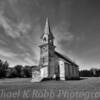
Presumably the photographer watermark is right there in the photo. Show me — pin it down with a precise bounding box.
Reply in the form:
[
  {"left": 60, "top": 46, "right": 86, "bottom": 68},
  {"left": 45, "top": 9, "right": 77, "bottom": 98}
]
[{"left": 0, "top": 88, "right": 100, "bottom": 99}]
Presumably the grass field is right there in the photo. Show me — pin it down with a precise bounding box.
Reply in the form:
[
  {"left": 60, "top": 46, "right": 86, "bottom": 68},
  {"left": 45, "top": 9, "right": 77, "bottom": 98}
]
[{"left": 0, "top": 77, "right": 100, "bottom": 100}]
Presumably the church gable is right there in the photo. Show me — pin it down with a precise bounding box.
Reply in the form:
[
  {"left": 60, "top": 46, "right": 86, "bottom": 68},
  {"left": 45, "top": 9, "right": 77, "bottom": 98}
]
[{"left": 55, "top": 51, "right": 78, "bottom": 67}]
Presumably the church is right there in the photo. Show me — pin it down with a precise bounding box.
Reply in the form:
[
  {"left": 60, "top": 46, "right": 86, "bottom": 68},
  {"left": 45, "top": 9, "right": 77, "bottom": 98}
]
[{"left": 32, "top": 18, "right": 79, "bottom": 81}]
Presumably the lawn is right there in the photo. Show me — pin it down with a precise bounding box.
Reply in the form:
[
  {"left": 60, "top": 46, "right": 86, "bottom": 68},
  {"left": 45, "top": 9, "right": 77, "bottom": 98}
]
[{"left": 0, "top": 77, "right": 100, "bottom": 100}]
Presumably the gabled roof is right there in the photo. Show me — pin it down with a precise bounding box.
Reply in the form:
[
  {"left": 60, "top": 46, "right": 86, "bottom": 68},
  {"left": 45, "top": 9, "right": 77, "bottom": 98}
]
[{"left": 55, "top": 51, "right": 78, "bottom": 67}]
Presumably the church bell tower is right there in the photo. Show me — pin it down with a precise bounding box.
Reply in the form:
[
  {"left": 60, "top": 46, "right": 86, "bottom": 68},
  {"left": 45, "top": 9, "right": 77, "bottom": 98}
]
[{"left": 39, "top": 18, "right": 55, "bottom": 79}]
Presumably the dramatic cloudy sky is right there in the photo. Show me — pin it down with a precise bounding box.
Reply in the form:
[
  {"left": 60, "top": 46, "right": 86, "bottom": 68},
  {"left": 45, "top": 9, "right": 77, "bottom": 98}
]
[{"left": 0, "top": 0, "right": 100, "bottom": 69}]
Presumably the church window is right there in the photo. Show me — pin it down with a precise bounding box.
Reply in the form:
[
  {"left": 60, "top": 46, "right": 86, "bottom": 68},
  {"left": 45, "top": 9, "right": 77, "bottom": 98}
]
[
  {"left": 43, "top": 37, "right": 47, "bottom": 42},
  {"left": 43, "top": 46, "right": 48, "bottom": 52},
  {"left": 42, "top": 57, "right": 48, "bottom": 64}
]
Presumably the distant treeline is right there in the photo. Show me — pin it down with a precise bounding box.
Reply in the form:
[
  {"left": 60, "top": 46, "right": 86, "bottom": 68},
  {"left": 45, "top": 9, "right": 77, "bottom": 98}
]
[
  {"left": 79, "top": 69, "right": 100, "bottom": 77},
  {"left": 0, "top": 59, "right": 37, "bottom": 78},
  {"left": 0, "top": 59, "right": 100, "bottom": 78}
]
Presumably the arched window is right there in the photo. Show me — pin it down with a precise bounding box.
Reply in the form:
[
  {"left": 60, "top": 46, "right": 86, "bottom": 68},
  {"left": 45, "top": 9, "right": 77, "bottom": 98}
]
[{"left": 43, "top": 37, "right": 47, "bottom": 42}]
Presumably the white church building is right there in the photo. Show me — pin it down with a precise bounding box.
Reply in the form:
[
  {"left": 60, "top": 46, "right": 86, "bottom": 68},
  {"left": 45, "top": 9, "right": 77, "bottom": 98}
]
[{"left": 32, "top": 18, "right": 79, "bottom": 81}]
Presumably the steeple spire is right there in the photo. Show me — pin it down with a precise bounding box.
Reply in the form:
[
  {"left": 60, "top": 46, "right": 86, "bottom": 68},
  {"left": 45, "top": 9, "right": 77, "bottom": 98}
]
[
  {"left": 41, "top": 17, "right": 54, "bottom": 43},
  {"left": 44, "top": 17, "right": 50, "bottom": 34}
]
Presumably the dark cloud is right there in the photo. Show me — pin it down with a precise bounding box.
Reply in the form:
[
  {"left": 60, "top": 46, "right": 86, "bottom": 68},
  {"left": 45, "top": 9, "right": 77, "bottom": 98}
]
[{"left": 0, "top": 0, "right": 100, "bottom": 69}]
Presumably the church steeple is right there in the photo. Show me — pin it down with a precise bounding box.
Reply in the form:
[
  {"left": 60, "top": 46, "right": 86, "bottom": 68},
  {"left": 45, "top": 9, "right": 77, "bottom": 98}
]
[
  {"left": 44, "top": 18, "right": 50, "bottom": 34},
  {"left": 41, "top": 18, "right": 54, "bottom": 44},
  {"left": 39, "top": 17, "right": 56, "bottom": 79}
]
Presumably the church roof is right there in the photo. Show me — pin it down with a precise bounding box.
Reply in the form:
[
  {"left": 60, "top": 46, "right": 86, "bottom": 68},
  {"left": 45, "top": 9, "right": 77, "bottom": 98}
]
[{"left": 55, "top": 51, "right": 78, "bottom": 67}]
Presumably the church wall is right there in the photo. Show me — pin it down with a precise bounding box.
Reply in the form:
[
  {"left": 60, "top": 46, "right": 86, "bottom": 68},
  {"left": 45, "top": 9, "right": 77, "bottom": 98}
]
[
  {"left": 70, "top": 65, "right": 77, "bottom": 78},
  {"left": 74, "top": 66, "right": 76, "bottom": 77},
  {"left": 72, "top": 65, "right": 75, "bottom": 77},
  {"left": 54, "top": 55, "right": 60, "bottom": 78},
  {"left": 69, "top": 64, "right": 74, "bottom": 78},
  {"left": 73, "top": 66, "right": 76, "bottom": 77},
  {"left": 59, "top": 60, "right": 65, "bottom": 80},
  {"left": 74, "top": 65, "right": 79, "bottom": 78},
  {"left": 57, "top": 57, "right": 71, "bottom": 80},
  {"left": 75, "top": 66, "right": 79, "bottom": 77},
  {"left": 65, "top": 63, "right": 70, "bottom": 79},
  {"left": 75, "top": 67, "right": 77, "bottom": 77},
  {"left": 40, "top": 66, "right": 48, "bottom": 78},
  {"left": 48, "top": 46, "right": 56, "bottom": 78},
  {"left": 48, "top": 57, "right": 55, "bottom": 78},
  {"left": 55, "top": 54, "right": 80, "bottom": 80}
]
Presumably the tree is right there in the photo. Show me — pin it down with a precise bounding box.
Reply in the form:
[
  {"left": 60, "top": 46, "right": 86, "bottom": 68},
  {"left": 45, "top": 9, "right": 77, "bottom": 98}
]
[
  {"left": 14, "top": 65, "right": 23, "bottom": 77},
  {"left": 79, "top": 70, "right": 92, "bottom": 77},
  {"left": 0, "top": 60, "right": 9, "bottom": 78},
  {"left": 23, "top": 66, "right": 32, "bottom": 78}
]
